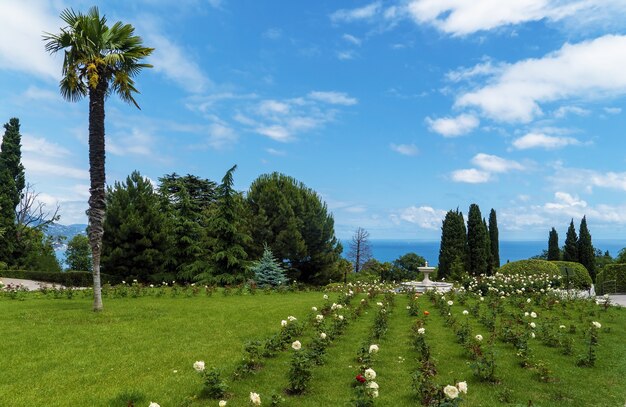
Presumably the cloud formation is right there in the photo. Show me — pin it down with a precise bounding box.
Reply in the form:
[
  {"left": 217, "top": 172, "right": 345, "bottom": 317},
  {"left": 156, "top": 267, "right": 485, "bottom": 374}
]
[
  {"left": 512, "top": 132, "right": 581, "bottom": 150},
  {"left": 426, "top": 114, "right": 479, "bottom": 137}
]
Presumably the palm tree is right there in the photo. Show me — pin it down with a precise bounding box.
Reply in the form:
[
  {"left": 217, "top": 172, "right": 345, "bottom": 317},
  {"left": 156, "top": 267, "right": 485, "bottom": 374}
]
[{"left": 43, "top": 7, "right": 153, "bottom": 311}]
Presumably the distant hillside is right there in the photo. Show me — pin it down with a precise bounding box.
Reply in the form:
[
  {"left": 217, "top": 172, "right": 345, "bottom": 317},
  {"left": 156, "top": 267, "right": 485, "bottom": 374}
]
[{"left": 45, "top": 223, "right": 88, "bottom": 249}]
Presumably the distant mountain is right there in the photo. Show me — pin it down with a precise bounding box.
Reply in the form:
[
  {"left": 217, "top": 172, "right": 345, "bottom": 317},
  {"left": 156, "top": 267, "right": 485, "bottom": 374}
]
[{"left": 44, "top": 223, "right": 88, "bottom": 249}]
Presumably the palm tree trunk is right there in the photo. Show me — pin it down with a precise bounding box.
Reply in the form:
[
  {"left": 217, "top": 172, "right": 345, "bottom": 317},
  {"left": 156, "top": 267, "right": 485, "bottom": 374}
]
[{"left": 88, "top": 80, "right": 107, "bottom": 312}]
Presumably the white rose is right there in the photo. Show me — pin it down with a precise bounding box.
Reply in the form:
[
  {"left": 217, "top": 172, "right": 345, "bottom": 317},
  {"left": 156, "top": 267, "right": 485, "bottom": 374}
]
[
  {"left": 364, "top": 368, "right": 376, "bottom": 380},
  {"left": 443, "top": 384, "right": 459, "bottom": 399},
  {"left": 527, "top": 298, "right": 531, "bottom": 303},
  {"left": 249, "top": 392, "right": 261, "bottom": 406},
  {"left": 530, "top": 312, "right": 537, "bottom": 318},
  {"left": 193, "top": 360, "right": 205, "bottom": 372},
  {"left": 338, "top": 315, "right": 344, "bottom": 320},
  {"left": 524, "top": 312, "right": 529, "bottom": 317},
  {"left": 292, "top": 340, "right": 302, "bottom": 350},
  {"left": 559, "top": 325, "right": 566, "bottom": 329},
  {"left": 462, "top": 310, "right": 469, "bottom": 315},
  {"left": 447, "top": 300, "right": 453, "bottom": 306},
  {"left": 369, "top": 344, "right": 379, "bottom": 354},
  {"left": 457, "top": 381, "right": 468, "bottom": 394},
  {"left": 323, "top": 294, "right": 329, "bottom": 300},
  {"left": 149, "top": 403, "right": 160, "bottom": 407},
  {"left": 417, "top": 328, "right": 425, "bottom": 335},
  {"left": 320, "top": 332, "right": 327, "bottom": 340},
  {"left": 219, "top": 401, "right": 227, "bottom": 407},
  {"left": 530, "top": 322, "right": 536, "bottom": 329},
  {"left": 287, "top": 316, "right": 297, "bottom": 322},
  {"left": 592, "top": 321, "right": 602, "bottom": 329},
  {"left": 281, "top": 320, "right": 288, "bottom": 327},
  {"left": 475, "top": 334, "right": 483, "bottom": 341},
  {"left": 316, "top": 314, "right": 324, "bottom": 322},
  {"left": 367, "top": 381, "right": 379, "bottom": 389},
  {"left": 311, "top": 306, "right": 317, "bottom": 312},
  {"left": 376, "top": 302, "right": 384, "bottom": 307},
  {"left": 531, "top": 332, "right": 535, "bottom": 338}
]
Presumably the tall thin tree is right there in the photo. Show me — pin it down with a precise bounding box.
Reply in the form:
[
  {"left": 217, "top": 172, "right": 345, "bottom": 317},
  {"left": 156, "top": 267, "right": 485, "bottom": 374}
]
[
  {"left": 548, "top": 227, "right": 560, "bottom": 261},
  {"left": 467, "top": 204, "right": 489, "bottom": 276},
  {"left": 438, "top": 209, "right": 467, "bottom": 280},
  {"left": 577, "top": 216, "right": 595, "bottom": 281},
  {"left": 563, "top": 219, "right": 578, "bottom": 262},
  {"left": 44, "top": 8, "right": 153, "bottom": 311},
  {"left": 488, "top": 209, "right": 500, "bottom": 269},
  {"left": 347, "top": 227, "right": 372, "bottom": 276}
]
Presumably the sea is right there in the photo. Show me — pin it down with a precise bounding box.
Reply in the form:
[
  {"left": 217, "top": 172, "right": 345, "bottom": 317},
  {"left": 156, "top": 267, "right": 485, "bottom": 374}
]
[{"left": 340, "top": 239, "right": 626, "bottom": 266}]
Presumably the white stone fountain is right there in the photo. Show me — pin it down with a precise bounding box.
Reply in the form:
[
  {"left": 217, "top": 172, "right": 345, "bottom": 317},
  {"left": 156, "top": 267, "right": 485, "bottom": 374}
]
[{"left": 401, "top": 261, "right": 453, "bottom": 293}]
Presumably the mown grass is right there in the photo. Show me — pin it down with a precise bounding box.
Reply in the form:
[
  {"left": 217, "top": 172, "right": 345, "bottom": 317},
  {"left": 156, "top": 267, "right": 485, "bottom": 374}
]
[{"left": 0, "top": 289, "right": 625, "bottom": 406}]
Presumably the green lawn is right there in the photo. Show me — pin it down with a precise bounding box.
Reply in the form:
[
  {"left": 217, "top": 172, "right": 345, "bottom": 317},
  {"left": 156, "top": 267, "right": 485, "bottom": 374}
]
[{"left": 1, "top": 289, "right": 624, "bottom": 406}]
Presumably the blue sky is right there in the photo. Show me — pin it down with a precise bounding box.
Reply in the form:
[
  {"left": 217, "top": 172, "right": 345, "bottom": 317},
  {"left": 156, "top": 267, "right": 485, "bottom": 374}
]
[{"left": 2, "top": 0, "right": 626, "bottom": 242}]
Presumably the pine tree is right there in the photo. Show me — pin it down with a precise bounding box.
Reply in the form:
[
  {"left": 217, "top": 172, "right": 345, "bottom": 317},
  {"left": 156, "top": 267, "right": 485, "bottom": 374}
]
[
  {"left": 563, "top": 220, "right": 578, "bottom": 262},
  {"left": 437, "top": 209, "right": 467, "bottom": 280},
  {"left": 0, "top": 118, "right": 25, "bottom": 264},
  {"left": 467, "top": 204, "right": 489, "bottom": 276},
  {"left": 488, "top": 209, "right": 500, "bottom": 269},
  {"left": 252, "top": 245, "right": 286, "bottom": 287},
  {"left": 577, "top": 216, "right": 595, "bottom": 281},
  {"left": 548, "top": 228, "right": 560, "bottom": 261}
]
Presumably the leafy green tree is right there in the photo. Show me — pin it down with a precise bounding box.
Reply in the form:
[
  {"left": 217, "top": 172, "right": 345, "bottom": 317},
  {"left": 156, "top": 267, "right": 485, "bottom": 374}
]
[
  {"left": 391, "top": 252, "right": 426, "bottom": 281},
  {"left": 466, "top": 204, "right": 489, "bottom": 276},
  {"left": 102, "top": 171, "right": 170, "bottom": 282},
  {"left": 548, "top": 227, "right": 560, "bottom": 261},
  {"left": 563, "top": 220, "right": 578, "bottom": 262},
  {"left": 44, "top": 7, "right": 153, "bottom": 311},
  {"left": 251, "top": 245, "right": 286, "bottom": 287},
  {"left": 0, "top": 118, "right": 25, "bottom": 264},
  {"left": 437, "top": 209, "right": 467, "bottom": 280},
  {"left": 247, "top": 172, "right": 342, "bottom": 284},
  {"left": 488, "top": 209, "right": 500, "bottom": 269},
  {"left": 577, "top": 216, "right": 595, "bottom": 281},
  {"left": 199, "top": 165, "right": 251, "bottom": 285},
  {"left": 594, "top": 248, "right": 613, "bottom": 275},
  {"left": 16, "top": 227, "right": 61, "bottom": 272},
  {"left": 66, "top": 234, "right": 92, "bottom": 271},
  {"left": 615, "top": 248, "right": 626, "bottom": 264}
]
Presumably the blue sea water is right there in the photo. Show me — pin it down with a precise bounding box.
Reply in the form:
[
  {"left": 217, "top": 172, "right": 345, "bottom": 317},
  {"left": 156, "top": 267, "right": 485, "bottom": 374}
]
[{"left": 341, "top": 239, "right": 626, "bottom": 266}]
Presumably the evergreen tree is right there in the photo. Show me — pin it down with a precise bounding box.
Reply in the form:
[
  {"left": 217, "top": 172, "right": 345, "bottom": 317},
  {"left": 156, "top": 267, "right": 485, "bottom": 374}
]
[
  {"left": 247, "top": 172, "right": 342, "bottom": 284},
  {"left": 101, "top": 171, "right": 171, "bottom": 282},
  {"left": 437, "top": 209, "right": 467, "bottom": 280},
  {"left": 563, "top": 219, "right": 578, "bottom": 262},
  {"left": 466, "top": 204, "right": 489, "bottom": 276},
  {"left": 391, "top": 252, "right": 426, "bottom": 281},
  {"left": 66, "top": 234, "right": 92, "bottom": 271},
  {"left": 488, "top": 209, "right": 500, "bottom": 269},
  {"left": 251, "top": 245, "right": 286, "bottom": 287},
  {"left": 0, "top": 118, "right": 25, "bottom": 264},
  {"left": 577, "top": 216, "right": 595, "bottom": 281},
  {"left": 548, "top": 227, "right": 560, "bottom": 260},
  {"left": 483, "top": 218, "right": 493, "bottom": 275},
  {"left": 200, "top": 165, "right": 251, "bottom": 285}
]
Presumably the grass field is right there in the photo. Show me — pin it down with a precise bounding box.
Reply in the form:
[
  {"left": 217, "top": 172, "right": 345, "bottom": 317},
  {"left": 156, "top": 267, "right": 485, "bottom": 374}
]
[{"left": 1, "top": 287, "right": 625, "bottom": 407}]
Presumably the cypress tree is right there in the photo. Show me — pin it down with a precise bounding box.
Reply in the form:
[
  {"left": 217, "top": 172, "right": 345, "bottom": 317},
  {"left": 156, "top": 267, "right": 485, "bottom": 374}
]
[
  {"left": 563, "top": 220, "right": 578, "bottom": 262},
  {"left": 548, "top": 227, "right": 560, "bottom": 261},
  {"left": 488, "top": 209, "right": 500, "bottom": 269},
  {"left": 437, "top": 209, "right": 467, "bottom": 280},
  {"left": 0, "top": 118, "right": 25, "bottom": 264},
  {"left": 467, "top": 204, "right": 489, "bottom": 276},
  {"left": 577, "top": 216, "right": 595, "bottom": 281},
  {"left": 483, "top": 218, "right": 493, "bottom": 275}
]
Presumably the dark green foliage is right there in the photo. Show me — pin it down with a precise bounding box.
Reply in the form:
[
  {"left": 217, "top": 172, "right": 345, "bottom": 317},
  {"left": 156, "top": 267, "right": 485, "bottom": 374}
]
[
  {"left": 65, "top": 234, "right": 92, "bottom": 271},
  {"left": 467, "top": 204, "right": 489, "bottom": 276},
  {"left": 499, "top": 259, "right": 561, "bottom": 277},
  {"left": 360, "top": 259, "right": 393, "bottom": 282},
  {"left": 14, "top": 227, "right": 61, "bottom": 272},
  {"left": 594, "top": 249, "right": 613, "bottom": 274},
  {"left": 390, "top": 252, "right": 426, "bottom": 280},
  {"left": 252, "top": 246, "right": 286, "bottom": 287},
  {"left": 552, "top": 261, "right": 593, "bottom": 290},
  {"left": 577, "top": 216, "right": 595, "bottom": 281},
  {"left": 488, "top": 209, "right": 500, "bottom": 269},
  {"left": 548, "top": 228, "right": 560, "bottom": 261},
  {"left": 102, "top": 171, "right": 170, "bottom": 282},
  {"left": 0, "top": 270, "right": 119, "bottom": 286},
  {"left": 158, "top": 173, "right": 215, "bottom": 282},
  {"left": 247, "top": 172, "right": 342, "bottom": 284},
  {"left": 615, "top": 248, "right": 626, "bottom": 264},
  {"left": 0, "top": 118, "right": 25, "bottom": 264},
  {"left": 563, "top": 220, "right": 578, "bottom": 262},
  {"left": 484, "top": 218, "right": 493, "bottom": 275},
  {"left": 596, "top": 264, "right": 626, "bottom": 295},
  {"left": 200, "top": 165, "right": 251, "bottom": 285},
  {"left": 438, "top": 209, "right": 467, "bottom": 280}
]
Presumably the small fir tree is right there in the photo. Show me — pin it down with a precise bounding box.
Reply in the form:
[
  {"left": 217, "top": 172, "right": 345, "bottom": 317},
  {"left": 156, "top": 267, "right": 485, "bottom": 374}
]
[
  {"left": 548, "top": 228, "right": 560, "bottom": 261},
  {"left": 577, "top": 216, "right": 595, "bottom": 281},
  {"left": 563, "top": 220, "right": 578, "bottom": 262},
  {"left": 488, "top": 209, "right": 500, "bottom": 269},
  {"left": 252, "top": 245, "right": 286, "bottom": 287}
]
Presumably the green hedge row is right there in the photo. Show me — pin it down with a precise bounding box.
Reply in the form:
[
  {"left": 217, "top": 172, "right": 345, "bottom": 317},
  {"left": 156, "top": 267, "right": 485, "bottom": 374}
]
[
  {"left": 596, "top": 264, "right": 626, "bottom": 295},
  {"left": 499, "top": 259, "right": 592, "bottom": 290},
  {"left": 0, "top": 270, "right": 122, "bottom": 287},
  {"left": 552, "top": 261, "right": 593, "bottom": 290}
]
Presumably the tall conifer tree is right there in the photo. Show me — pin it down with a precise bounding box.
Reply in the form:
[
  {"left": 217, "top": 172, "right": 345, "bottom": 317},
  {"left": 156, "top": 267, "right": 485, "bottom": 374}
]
[
  {"left": 563, "top": 219, "right": 578, "bottom": 262},
  {"left": 548, "top": 227, "right": 560, "bottom": 260},
  {"left": 437, "top": 209, "right": 467, "bottom": 280},
  {"left": 483, "top": 218, "right": 493, "bottom": 275},
  {"left": 467, "top": 204, "right": 489, "bottom": 276},
  {"left": 488, "top": 209, "right": 500, "bottom": 269},
  {"left": 577, "top": 216, "right": 595, "bottom": 281}
]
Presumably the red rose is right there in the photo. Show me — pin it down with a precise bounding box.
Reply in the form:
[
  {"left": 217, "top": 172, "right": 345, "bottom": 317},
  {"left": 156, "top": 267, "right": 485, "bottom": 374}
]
[
  {"left": 356, "top": 374, "right": 366, "bottom": 383},
  {"left": 424, "top": 310, "right": 430, "bottom": 316}
]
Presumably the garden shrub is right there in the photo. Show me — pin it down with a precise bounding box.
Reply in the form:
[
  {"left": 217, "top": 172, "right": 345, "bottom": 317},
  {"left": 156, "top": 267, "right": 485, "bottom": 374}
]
[
  {"left": 0, "top": 270, "right": 121, "bottom": 287},
  {"left": 596, "top": 264, "right": 626, "bottom": 294},
  {"left": 552, "top": 261, "right": 592, "bottom": 290},
  {"left": 499, "top": 259, "right": 560, "bottom": 276}
]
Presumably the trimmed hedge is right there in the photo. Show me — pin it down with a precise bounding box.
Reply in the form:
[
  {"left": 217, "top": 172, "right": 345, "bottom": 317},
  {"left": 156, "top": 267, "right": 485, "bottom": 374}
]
[
  {"left": 0, "top": 270, "right": 121, "bottom": 287},
  {"left": 499, "top": 259, "right": 561, "bottom": 276},
  {"left": 552, "top": 261, "right": 593, "bottom": 290},
  {"left": 596, "top": 264, "right": 626, "bottom": 295}
]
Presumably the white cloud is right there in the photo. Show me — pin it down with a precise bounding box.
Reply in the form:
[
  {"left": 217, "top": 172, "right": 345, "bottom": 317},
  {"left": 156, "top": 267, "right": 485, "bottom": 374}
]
[
  {"left": 342, "top": 34, "right": 362, "bottom": 46},
  {"left": 604, "top": 107, "right": 622, "bottom": 115},
  {"left": 451, "top": 168, "right": 490, "bottom": 183},
  {"left": 390, "top": 143, "right": 419, "bottom": 156},
  {"left": 446, "top": 60, "right": 503, "bottom": 82},
  {"left": 471, "top": 153, "right": 525, "bottom": 173},
  {"left": 308, "top": 91, "right": 358, "bottom": 106},
  {"left": 108, "top": 128, "right": 156, "bottom": 156},
  {"left": 266, "top": 148, "right": 286, "bottom": 156},
  {"left": 397, "top": 206, "right": 446, "bottom": 230},
  {"left": 456, "top": 35, "right": 626, "bottom": 123},
  {"left": 426, "top": 114, "right": 479, "bottom": 137},
  {"left": 20, "top": 86, "right": 60, "bottom": 102},
  {"left": 553, "top": 105, "right": 590, "bottom": 118},
  {"left": 337, "top": 50, "right": 357, "bottom": 60},
  {"left": 207, "top": 123, "right": 238, "bottom": 149},
  {"left": 550, "top": 166, "right": 626, "bottom": 192},
  {"left": 256, "top": 125, "right": 291, "bottom": 142},
  {"left": 0, "top": 0, "right": 61, "bottom": 80},
  {"left": 544, "top": 191, "right": 587, "bottom": 210},
  {"left": 512, "top": 132, "right": 581, "bottom": 150},
  {"left": 22, "top": 157, "right": 88, "bottom": 180},
  {"left": 263, "top": 28, "right": 282, "bottom": 39},
  {"left": 22, "top": 134, "right": 71, "bottom": 158},
  {"left": 331, "top": 2, "right": 382, "bottom": 22},
  {"left": 258, "top": 100, "right": 291, "bottom": 115}
]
